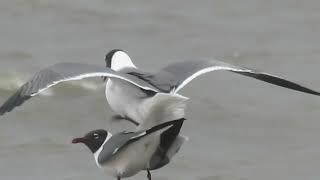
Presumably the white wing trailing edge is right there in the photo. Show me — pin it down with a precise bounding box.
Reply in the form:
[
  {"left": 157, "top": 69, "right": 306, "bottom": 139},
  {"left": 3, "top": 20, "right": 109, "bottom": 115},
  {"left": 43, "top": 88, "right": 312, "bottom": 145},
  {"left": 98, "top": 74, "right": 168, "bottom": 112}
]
[
  {"left": 160, "top": 59, "right": 320, "bottom": 95},
  {"left": 0, "top": 63, "right": 159, "bottom": 115}
]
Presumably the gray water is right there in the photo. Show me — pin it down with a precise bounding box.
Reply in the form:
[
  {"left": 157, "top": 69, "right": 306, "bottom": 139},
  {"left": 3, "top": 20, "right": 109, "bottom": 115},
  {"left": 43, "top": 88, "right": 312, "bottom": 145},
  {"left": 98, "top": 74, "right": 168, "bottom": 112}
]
[{"left": 0, "top": 0, "right": 320, "bottom": 180}]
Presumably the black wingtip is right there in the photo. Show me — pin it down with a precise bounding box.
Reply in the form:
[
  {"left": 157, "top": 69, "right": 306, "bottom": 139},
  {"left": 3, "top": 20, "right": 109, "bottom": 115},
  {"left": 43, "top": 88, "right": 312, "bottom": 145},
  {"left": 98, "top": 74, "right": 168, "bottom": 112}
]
[
  {"left": 0, "top": 90, "right": 31, "bottom": 116},
  {"left": 235, "top": 71, "right": 320, "bottom": 96},
  {"left": 145, "top": 118, "right": 186, "bottom": 135}
]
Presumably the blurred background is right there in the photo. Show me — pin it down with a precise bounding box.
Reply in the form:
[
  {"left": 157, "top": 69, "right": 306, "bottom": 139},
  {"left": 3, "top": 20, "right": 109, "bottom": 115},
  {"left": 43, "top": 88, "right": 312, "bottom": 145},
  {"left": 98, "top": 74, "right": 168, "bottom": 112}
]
[{"left": 0, "top": 0, "right": 320, "bottom": 180}]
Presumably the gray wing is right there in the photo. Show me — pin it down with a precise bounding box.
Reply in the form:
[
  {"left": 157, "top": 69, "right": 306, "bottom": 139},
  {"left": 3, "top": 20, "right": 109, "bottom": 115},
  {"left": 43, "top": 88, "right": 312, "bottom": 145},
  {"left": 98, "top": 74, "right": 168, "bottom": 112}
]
[
  {"left": 97, "top": 131, "right": 143, "bottom": 165},
  {"left": 120, "top": 68, "right": 175, "bottom": 93},
  {"left": 0, "top": 63, "right": 159, "bottom": 115},
  {"left": 161, "top": 59, "right": 320, "bottom": 95},
  {"left": 97, "top": 118, "right": 185, "bottom": 165}
]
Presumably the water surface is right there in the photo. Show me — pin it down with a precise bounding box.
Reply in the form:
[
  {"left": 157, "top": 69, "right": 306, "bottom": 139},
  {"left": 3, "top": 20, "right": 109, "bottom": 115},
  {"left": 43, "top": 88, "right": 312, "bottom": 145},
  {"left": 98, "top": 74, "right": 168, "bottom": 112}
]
[{"left": 0, "top": 1, "right": 320, "bottom": 180}]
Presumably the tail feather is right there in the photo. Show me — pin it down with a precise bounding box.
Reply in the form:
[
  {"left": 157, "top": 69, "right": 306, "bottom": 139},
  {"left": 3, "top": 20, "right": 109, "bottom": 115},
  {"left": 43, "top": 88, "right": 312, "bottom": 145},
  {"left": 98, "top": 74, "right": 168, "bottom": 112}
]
[{"left": 138, "top": 93, "right": 188, "bottom": 130}]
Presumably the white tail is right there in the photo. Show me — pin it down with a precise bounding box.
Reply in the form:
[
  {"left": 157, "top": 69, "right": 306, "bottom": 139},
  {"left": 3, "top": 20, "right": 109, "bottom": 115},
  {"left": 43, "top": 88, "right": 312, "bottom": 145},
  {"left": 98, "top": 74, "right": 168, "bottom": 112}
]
[{"left": 137, "top": 93, "right": 189, "bottom": 130}]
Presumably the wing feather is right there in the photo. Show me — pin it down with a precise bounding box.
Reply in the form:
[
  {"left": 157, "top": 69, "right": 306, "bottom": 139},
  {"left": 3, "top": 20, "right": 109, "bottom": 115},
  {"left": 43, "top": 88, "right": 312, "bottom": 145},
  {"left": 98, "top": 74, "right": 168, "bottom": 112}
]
[
  {"left": 97, "top": 119, "right": 185, "bottom": 165},
  {"left": 161, "top": 59, "right": 320, "bottom": 95},
  {"left": 0, "top": 63, "right": 159, "bottom": 115}
]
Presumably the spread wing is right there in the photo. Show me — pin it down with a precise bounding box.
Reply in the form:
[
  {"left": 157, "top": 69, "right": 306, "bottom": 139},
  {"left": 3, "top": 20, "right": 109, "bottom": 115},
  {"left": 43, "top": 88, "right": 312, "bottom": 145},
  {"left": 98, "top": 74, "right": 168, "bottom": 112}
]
[
  {"left": 161, "top": 59, "right": 320, "bottom": 95},
  {"left": 0, "top": 63, "right": 159, "bottom": 115}
]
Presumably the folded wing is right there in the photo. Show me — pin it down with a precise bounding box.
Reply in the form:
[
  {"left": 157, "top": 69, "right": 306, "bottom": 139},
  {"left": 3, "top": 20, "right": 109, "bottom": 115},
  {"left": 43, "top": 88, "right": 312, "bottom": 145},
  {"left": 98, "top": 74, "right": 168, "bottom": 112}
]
[{"left": 97, "top": 118, "right": 185, "bottom": 165}]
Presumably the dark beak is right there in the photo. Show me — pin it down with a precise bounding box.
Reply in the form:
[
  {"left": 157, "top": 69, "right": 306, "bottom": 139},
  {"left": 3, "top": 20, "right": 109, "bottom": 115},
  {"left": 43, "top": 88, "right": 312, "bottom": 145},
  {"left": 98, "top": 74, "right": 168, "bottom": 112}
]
[{"left": 72, "top": 137, "right": 86, "bottom": 144}]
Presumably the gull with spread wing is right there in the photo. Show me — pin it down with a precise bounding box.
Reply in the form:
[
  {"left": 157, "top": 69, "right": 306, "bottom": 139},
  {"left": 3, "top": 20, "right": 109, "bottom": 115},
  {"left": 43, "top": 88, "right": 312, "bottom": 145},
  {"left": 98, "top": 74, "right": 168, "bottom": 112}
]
[{"left": 1, "top": 49, "right": 319, "bottom": 126}]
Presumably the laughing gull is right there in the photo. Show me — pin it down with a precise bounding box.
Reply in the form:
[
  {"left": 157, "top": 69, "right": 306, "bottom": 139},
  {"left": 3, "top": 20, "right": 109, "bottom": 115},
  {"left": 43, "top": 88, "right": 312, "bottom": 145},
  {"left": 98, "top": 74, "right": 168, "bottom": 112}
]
[
  {"left": 1, "top": 49, "right": 320, "bottom": 122},
  {"left": 72, "top": 118, "right": 185, "bottom": 180}
]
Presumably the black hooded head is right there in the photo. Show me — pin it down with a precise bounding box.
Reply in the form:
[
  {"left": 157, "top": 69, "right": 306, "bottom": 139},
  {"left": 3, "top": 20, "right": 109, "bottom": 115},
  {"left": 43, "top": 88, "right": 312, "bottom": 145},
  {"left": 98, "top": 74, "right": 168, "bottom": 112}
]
[{"left": 72, "top": 129, "right": 109, "bottom": 153}]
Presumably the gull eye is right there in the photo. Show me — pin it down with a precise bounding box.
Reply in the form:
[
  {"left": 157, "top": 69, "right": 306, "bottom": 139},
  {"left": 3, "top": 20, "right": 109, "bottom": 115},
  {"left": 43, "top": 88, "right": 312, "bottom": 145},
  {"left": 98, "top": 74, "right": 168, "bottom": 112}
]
[{"left": 93, "top": 133, "right": 99, "bottom": 139}]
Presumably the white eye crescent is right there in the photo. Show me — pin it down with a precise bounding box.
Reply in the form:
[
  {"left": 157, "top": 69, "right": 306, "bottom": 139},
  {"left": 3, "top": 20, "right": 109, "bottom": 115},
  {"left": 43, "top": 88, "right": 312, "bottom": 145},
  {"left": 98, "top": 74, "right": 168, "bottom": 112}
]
[{"left": 93, "top": 133, "right": 99, "bottom": 139}]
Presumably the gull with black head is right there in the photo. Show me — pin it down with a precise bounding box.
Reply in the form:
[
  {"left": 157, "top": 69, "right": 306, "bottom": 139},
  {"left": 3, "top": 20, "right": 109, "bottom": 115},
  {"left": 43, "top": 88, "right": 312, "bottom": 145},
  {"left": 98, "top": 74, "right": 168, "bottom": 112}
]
[{"left": 72, "top": 118, "right": 185, "bottom": 180}]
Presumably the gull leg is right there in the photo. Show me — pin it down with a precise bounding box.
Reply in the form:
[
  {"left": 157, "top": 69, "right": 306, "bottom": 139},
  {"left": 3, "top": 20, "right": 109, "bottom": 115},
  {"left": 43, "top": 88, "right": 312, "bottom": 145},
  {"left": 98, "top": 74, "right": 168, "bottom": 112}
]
[
  {"left": 111, "top": 115, "right": 140, "bottom": 126},
  {"left": 117, "top": 176, "right": 121, "bottom": 180},
  {"left": 147, "top": 169, "right": 152, "bottom": 180}
]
